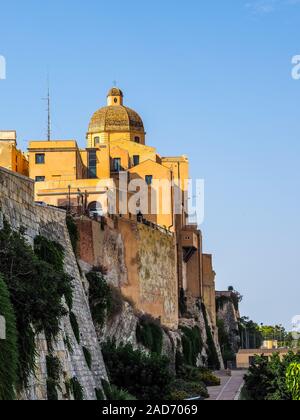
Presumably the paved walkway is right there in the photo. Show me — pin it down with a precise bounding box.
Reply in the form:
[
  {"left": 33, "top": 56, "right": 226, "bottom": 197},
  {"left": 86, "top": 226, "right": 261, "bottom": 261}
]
[{"left": 207, "top": 370, "right": 246, "bottom": 401}]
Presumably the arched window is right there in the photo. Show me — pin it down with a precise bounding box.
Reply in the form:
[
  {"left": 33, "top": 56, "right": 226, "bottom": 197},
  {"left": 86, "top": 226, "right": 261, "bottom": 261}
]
[
  {"left": 88, "top": 201, "right": 103, "bottom": 217},
  {"left": 94, "top": 137, "right": 100, "bottom": 146},
  {"left": 134, "top": 136, "right": 140, "bottom": 144}
]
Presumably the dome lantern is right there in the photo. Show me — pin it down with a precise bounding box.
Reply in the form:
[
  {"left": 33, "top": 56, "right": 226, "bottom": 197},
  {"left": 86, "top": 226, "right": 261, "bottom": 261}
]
[
  {"left": 88, "top": 87, "right": 145, "bottom": 137},
  {"left": 107, "top": 87, "right": 124, "bottom": 106}
]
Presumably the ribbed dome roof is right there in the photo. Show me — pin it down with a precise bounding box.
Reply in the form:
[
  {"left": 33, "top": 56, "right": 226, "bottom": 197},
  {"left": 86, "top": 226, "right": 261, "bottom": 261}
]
[
  {"left": 88, "top": 87, "right": 145, "bottom": 134},
  {"left": 89, "top": 106, "right": 144, "bottom": 133}
]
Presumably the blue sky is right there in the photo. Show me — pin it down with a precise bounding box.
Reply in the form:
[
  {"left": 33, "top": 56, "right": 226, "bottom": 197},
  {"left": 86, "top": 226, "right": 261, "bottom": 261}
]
[{"left": 0, "top": 0, "right": 299, "bottom": 329}]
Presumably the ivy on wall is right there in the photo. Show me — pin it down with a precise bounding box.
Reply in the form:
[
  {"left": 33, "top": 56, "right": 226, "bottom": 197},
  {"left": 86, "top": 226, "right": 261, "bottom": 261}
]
[
  {"left": 201, "top": 303, "right": 220, "bottom": 370},
  {"left": 46, "top": 355, "right": 62, "bottom": 401},
  {"left": 179, "top": 326, "right": 203, "bottom": 367},
  {"left": 0, "top": 218, "right": 73, "bottom": 392},
  {"left": 86, "top": 269, "right": 124, "bottom": 328},
  {"left": 136, "top": 315, "right": 163, "bottom": 355},
  {"left": 66, "top": 215, "right": 79, "bottom": 255},
  {"left": 0, "top": 274, "right": 18, "bottom": 400}
]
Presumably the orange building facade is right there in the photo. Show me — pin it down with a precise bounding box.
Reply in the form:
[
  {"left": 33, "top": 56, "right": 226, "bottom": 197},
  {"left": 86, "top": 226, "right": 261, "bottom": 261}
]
[
  {"left": 0, "top": 131, "right": 29, "bottom": 176},
  {"left": 0, "top": 88, "right": 218, "bottom": 328}
]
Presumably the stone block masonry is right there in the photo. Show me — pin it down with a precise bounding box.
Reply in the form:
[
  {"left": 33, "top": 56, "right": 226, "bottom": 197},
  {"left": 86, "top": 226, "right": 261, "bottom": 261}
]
[
  {"left": 0, "top": 167, "right": 107, "bottom": 400},
  {"left": 0, "top": 315, "right": 5, "bottom": 340},
  {"left": 77, "top": 217, "right": 179, "bottom": 329}
]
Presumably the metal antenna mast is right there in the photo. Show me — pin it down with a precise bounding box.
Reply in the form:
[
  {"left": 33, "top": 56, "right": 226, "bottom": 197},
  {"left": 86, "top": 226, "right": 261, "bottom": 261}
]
[
  {"left": 47, "top": 82, "right": 51, "bottom": 141},
  {"left": 42, "top": 78, "right": 51, "bottom": 141}
]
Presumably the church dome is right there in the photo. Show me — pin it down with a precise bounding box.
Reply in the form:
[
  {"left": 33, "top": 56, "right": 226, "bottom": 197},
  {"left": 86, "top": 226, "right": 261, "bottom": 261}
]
[{"left": 88, "top": 87, "right": 145, "bottom": 134}]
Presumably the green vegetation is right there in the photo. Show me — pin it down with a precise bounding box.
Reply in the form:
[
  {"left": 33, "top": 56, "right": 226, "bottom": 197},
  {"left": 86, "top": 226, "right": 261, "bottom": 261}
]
[
  {"left": 34, "top": 236, "right": 65, "bottom": 272},
  {"left": 46, "top": 355, "right": 61, "bottom": 401},
  {"left": 179, "top": 326, "right": 203, "bottom": 366},
  {"left": 0, "top": 219, "right": 73, "bottom": 390},
  {"left": 68, "top": 377, "right": 84, "bottom": 401},
  {"left": 216, "top": 287, "right": 243, "bottom": 312},
  {"left": 168, "top": 378, "right": 208, "bottom": 400},
  {"left": 286, "top": 363, "right": 300, "bottom": 400},
  {"left": 217, "top": 319, "right": 235, "bottom": 367},
  {"left": 102, "top": 340, "right": 174, "bottom": 400},
  {"left": 201, "top": 303, "right": 220, "bottom": 370},
  {"left": 82, "top": 346, "right": 92, "bottom": 370},
  {"left": 102, "top": 380, "right": 137, "bottom": 401},
  {"left": 179, "top": 288, "right": 188, "bottom": 317},
  {"left": 259, "top": 324, "right": 294, "bottom": 348},
  {"left": 136, "top": 315, "right": 163, "bottom": 354},
  {"left": 87, "top": 269, "right": 124, "bottom": 328},
  {"left": 70, "top": 312, "right": 80, "bottom": 344},
  {"left": 95, "top": 388, "right": 105, "bottom": 401},
  {"left": 243, "top": 352, "right": 300, "bottom": 400},
  {"left": 239, "top": 317, "right": 263, "bottom": 349},
  {"left": 66, "top": 215, "right": 79, "bottom": 255},
  {"left": 0, "top": 274, "right": 18, "bottom": 400},
  {"left": 216, "top": 295, "right": 232, "bottom": 312},
  {"left": 176, "top": 362, "right": 220, "bottom": 386}
]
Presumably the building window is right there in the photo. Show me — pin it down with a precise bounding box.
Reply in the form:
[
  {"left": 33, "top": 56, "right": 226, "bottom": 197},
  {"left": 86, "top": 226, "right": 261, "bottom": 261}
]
[
  {"left": 35, "top": 153, "right": 45, "bottom": 164},
  {"left": 35, "top": 176, "right": 45, "bottom": 182},
  {"left": 145, "top": 175, "right": 153, "bottom": 186},
  {"left": 94, "top": 137, "right": 100, "bottom": 146},
  {"left": 88, "top": 150, "right": 97, "bottom": 179},
  {"left": 134, "top": 136, "right": 140, "bottom": 144},
  {"left": 133, "top": 155, "right": 140, "bottom": 166},
  {"left": 113, "top": 158, "right": 122, "bottom": 172}
]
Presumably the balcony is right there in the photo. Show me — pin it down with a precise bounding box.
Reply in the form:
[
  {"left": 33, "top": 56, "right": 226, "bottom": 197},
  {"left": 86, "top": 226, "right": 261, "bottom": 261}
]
[{"left": 181, "top": 230, "right": 198, "bottom": 262}]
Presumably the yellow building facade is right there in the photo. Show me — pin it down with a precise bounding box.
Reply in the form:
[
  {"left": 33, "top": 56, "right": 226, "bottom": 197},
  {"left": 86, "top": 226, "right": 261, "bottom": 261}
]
[
  {"left": 1, "top": 87, "right": 218, "bottom": 327},
  {"left": 0, "top": 131, "right": 29, "bottom": 176},
  {"left": 28, "top": 87, "right": 189, "bottom": 232}
]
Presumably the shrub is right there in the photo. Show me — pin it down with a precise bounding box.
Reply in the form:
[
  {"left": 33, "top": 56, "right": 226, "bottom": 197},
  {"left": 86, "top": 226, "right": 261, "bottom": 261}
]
[
  {"left": 102, "top": 380, "right": 137, "bottom": 401},
  {"left": 286, "top": 363, "right": 300, "bottom": 400},
  {"left": 168, "top": 390, "right": 189, "bottom": 400},
  {"left": 168, "top": 379, "right": 208, "bottom": 400},
  {"left": 136, "top": 315, "right": 163, "bottom": 354},
  {"left": 179, "top": 326, "right": 203, "bottom": 367},
  {"left": 102, "top": 340, "right": 174, "bottom": 400},
  {"left": 83, "top": 346, "right": 92, "bottom": 370},
  {"left": 0, "top": 220, "right": 73, "bottom": 389},
  {"left": 198, "top": 368, "right": 220, "bottom": 386},
  {"left": 243, "top": 353, "right": 300, "bottom": 400},
  {"left": 0, "top": 274, "right": 18, "bottom": 400},
  {"left": 176, "top": 364, "right": 219, "bottom": 388},
  {"left": 70, "top": 312, "right": 80, "bottom": 344}
]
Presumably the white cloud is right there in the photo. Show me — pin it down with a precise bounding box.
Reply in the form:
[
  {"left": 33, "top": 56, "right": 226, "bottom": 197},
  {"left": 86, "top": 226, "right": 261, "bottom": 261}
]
[{"left": 245, "top": 0, "right": 300, "bottom": 14}]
